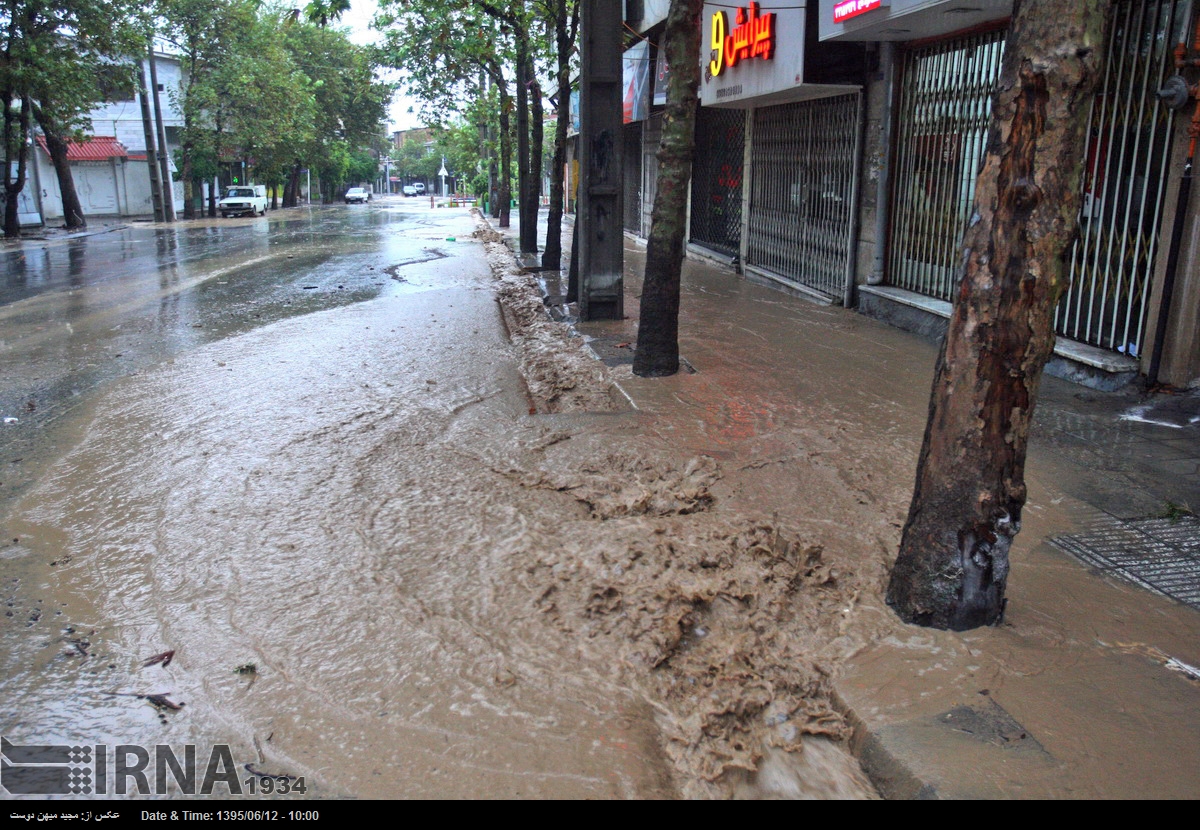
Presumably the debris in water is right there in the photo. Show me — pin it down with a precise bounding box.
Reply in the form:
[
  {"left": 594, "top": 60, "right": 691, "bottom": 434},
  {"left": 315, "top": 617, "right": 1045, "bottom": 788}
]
[
  {"left": 144, "top": 693, "right": 184, "bottom": 711},
  {"left": 1165, "top": 656, "right": 1200, "bottom": 681},
  {"left": 3, "top": 417, "right": 18, "bottom": 425},
  {"left": 103, "top": 691, "right": 186, "bottom": 711},
  {"left": 62, "top": 636, "right": 90, "bottom": 657},
  {"left": 244, "top": 762, "right": 296, "bottom": 781},
  {"left": 446, "top": 236, "right": 456, "bottom": 242},
  {"left": 233, "top": 663, "right": 258, "bottom": 676},
  {"left": 141, "top": 649, "right": 175, "bottom": 668},
  {"left": 301, "top": 285, "right": 319, "bottom": 290}
]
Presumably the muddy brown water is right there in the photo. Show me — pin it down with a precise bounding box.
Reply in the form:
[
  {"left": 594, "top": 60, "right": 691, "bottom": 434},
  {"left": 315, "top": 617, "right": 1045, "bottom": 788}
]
[
  {"left": 8, "top": 206, "right": 1199, "bottom": 799},
  {"left": 1, "top": 209, "right": 880, "bottom": 798}
]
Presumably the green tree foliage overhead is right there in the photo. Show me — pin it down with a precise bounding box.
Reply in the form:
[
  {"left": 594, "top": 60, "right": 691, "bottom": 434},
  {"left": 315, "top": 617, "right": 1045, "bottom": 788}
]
[
  {"left": 278, "top": 8, "right": 392, "bottom": 201},
  {"left": 155, "top": 0, "right": 390, "bottom": 209},
  {"left": 0, "top": 0, "right": 149, "bottom": 233}
]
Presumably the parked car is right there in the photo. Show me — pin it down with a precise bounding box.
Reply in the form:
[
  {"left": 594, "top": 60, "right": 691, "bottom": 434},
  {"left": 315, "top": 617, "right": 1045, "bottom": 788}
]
[
  {"left": 413, "top": 182, "right": 426, "bottom": 194},
  {"left": 402, "top": 185, "right": 417, "bottom": 197},
  {"left": 345, "top": 187, "right": 370, "bottom": 204},
  {"left": 219, "top": 185, "right": 268, "bottom": 217}
]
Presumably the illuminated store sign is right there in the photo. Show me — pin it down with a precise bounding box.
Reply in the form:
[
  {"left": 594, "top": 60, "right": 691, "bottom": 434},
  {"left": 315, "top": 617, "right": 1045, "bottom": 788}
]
[
  {"left": 832, "top": 0, "right": 882, "bottom": 23},
  {"left": 709, "top": 2, "right": 776, "bottom": 78}
]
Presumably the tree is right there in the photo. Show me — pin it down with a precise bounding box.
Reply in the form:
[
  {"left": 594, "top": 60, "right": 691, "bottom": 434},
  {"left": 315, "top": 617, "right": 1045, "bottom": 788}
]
[
  {"left": 540, "top": 0, "right": 578, "bottom": 270},
  {"left": 158, "top": 0, "right": 258, "bottom": 218},
  {"left": 886, "top": 0, "right": 1107, "bottom": 630},
  {"left": 279, "top": 17, "right": 389, "bottom": 203},
  {"left": 216, "top": 7, "right": 316, "bottom": 199},
  {"left": 631, "top": 0, "right": 703, "bottom": 377},
  {"left": 376, "top": 0, "right": 516, "bottom": 224},
  {"left": 0, "top": 0, "right": 144, "bottom": 234}
]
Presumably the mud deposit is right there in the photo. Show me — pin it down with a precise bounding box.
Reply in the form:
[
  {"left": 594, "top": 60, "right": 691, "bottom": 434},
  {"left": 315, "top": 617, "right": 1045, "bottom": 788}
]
[{"left": 1, "top": 210, "right": 877, "bottom": 799}]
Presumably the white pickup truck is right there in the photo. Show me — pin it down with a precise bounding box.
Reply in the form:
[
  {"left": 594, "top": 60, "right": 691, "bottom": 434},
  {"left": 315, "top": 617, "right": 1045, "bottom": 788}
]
[{"left": 218, "top": 185, "right": 268, "bottom": 217}]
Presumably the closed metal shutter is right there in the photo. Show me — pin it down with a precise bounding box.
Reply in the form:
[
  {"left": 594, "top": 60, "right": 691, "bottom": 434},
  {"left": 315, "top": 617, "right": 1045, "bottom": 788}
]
[
  {"left": 1058, "top": 0, "right": 1191, "bottom": 356},
  {"left": 747, "top": 94, "right": 861, "bottom": 301},
  {"left": 689, "top": 107, "right": 745, "bottom": 257},
  {"left": 623, "top": 122, "right": 642, "bottom": 233},
  {"left": 888, "top": 28, "right": 1006, "bottom": 301}
]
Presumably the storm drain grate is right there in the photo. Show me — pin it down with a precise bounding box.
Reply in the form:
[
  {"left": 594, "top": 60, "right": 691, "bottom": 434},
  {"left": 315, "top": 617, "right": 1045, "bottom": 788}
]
[{"left": 1051, "top": 515, "right": 1200, "bottom": 610}]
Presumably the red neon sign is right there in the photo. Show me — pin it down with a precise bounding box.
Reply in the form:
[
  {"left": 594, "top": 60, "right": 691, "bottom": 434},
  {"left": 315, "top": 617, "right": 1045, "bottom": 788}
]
[
  {"left": 709, "top": 2, "right": 775, "bottom": 78},
  {"left": 833, "top": 0, "right": 882, "bottom": 24}
]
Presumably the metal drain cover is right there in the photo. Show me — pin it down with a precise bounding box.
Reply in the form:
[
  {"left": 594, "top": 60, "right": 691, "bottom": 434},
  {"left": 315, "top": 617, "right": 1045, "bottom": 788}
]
[{"left": 1051, "top": 515, "right": 1200, "bottom": 610}]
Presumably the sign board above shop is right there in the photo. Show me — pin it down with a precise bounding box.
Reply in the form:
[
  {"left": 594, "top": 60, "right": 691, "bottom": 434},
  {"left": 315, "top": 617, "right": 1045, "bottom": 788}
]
[
  {"left": 699, "top": 1, "right": 858, "bottom": 109},
  {"left": 818, "top": 0, "right": 1011, "bottom": 42},
  {"left": 699, "top": 1, "right": 802, "bottom": 108}
]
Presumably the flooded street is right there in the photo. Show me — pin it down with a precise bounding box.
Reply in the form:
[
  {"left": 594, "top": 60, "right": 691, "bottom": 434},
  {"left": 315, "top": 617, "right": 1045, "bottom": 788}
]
[
  {"left": 8, "top": 199, "right": 1194, "bottom": 800},
  {"left": 1, "top": 202, "right": 874, "bottom": 798}
]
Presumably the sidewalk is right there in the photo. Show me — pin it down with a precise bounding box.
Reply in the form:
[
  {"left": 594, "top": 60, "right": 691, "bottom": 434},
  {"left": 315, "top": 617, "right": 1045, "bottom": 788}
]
[{"left": 495, "top": 208, "right": 1200, "bottom": 799}]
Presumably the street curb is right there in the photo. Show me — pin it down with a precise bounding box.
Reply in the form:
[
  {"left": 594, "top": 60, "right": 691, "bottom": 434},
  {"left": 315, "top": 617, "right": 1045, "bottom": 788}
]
[{"left": 479, "top": 212, "right": 947, "bottom": 799}]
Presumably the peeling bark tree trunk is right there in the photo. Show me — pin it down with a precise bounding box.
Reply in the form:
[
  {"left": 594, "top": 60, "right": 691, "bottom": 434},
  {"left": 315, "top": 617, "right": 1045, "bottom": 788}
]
[
  {"left": 516, "top": 35, "right": 536, "bottom": 253},
  {"left": 887, "top": 0, "right": 1107, "bottom": 631},
  {"left": 3, "top": 96, "right": 31, "bottom": 239},
  {"left": 632, "top": 0, "right": 703, "bottom": 377},
  {"left": 542, "top": 0, "right": 576, "bottom": 271},
  {"left": 497, "top": 78, "right": 513, "bottom": 229},
  {"left": 33, "top": 105, "right": 86, "bottom": 230},
  {"left": 529, "top": 79, "right": 543, "bottom": 250}
]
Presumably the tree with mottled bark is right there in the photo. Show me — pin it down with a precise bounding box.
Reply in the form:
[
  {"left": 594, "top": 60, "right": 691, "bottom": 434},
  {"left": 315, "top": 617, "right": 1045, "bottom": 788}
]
[
  {"left": 540, "top": 0, "right": 579, "bottom": 271},
  {"left": 887, "top": 0, "right": 1108, "bottom": 630},
  {"left": 632, "top": 0, "right": 703, "bottom": 377},
  {"left": 0, "top": 0, "right": 145, "bottom": 233}
]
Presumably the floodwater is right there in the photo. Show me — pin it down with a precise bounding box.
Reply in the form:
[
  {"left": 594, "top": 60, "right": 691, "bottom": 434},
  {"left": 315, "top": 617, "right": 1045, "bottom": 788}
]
[
  {"left": 6, "top": 200, "right": 1199, "bottom": 800},
  {"left": 1, "top": 204, "right": 877, "bottom": 798}
]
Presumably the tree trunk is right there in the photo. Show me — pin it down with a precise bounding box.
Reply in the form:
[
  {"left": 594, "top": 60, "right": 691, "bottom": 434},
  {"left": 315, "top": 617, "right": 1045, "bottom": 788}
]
[
  {"left": 886, "top": 0, "right": 1107, "bottom": 631},
  {"left": 134, "top": 55, "right": 165, "bottom": 222},
  {"left": 527, "top": 77, "right": 543, "bottom": 252},
  {"left": 542, "top": 1, "right": 574, "bottom": 270},
  {"left": 632, "top": 0, "right": 703, "bottom": 377},
  {"left": 516, "top": 34, "right": 533, "bottom": 251},
  {"left": 497, "top": 79, "right": 513, "bottom": 229},
  {"left": 181, "top": 141, "right": 196, "bottom": 219},
  {"left": 3, "top": 96, "right": 32, "bottom": 239},
  {"left": 32, "top": 105, "right": 86, "bottom": 230}
]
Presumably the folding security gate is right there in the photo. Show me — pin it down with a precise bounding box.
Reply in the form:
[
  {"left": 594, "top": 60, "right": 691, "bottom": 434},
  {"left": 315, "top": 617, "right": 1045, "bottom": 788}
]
[
  {"left": 689, "top": 107, "right": 745, "bottom": 257},
  {"left": 622, "top": 122, "right": 642, "bottom": 233},
  {"left": 888, "top": 0, "right": 1190, "bottom": 358},
  {"left": 1057, "top": 0, "right": 1192, "bottom": 355},
  {"left": 887, "top": 28, "right": 1007, "bottom": 301},
  {"left": 746, "top": 94, "right": 861, "bottom": 301}
]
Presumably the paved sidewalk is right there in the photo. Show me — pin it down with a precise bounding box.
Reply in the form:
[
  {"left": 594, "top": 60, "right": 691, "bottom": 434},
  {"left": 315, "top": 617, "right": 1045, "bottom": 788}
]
[{"left": 495, "top": 208, "right": 1200, "bottom": 799}]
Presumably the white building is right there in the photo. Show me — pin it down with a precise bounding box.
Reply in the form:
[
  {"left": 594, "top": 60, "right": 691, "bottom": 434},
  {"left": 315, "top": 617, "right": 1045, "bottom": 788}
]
[{"left": 28, "top": 49, "right": 185, "bottom": 223}]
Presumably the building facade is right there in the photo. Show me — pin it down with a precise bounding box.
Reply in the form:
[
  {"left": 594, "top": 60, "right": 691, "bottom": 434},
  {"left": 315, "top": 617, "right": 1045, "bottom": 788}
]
[
  {"left": 626, "top": 0, "right": 1200, "bottom": 389},
  {"left": 26, "top": 49, "right": 184, "bottom": 223}
]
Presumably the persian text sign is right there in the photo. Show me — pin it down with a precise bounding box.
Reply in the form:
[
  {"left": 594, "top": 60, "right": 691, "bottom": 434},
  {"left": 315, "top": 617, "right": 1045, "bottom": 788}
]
[
  {"left": 709, "top": 2, "right": 776, "bottom": 78},
  {"left": 832, "top": 0, "right": 882, "bottom": 23}
]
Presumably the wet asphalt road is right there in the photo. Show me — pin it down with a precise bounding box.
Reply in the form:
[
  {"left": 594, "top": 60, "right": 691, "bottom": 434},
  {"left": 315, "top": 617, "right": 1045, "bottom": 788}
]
[{"left": 0, "top": 198, "right": 446, "bottom": 506}]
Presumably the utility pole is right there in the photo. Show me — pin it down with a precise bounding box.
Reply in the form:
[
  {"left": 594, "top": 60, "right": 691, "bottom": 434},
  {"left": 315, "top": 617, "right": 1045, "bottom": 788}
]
[
  {"left": 576, "top": 0, "right": 623, "bottom": 320},
  {"left": 136, "top": 55, "right": 164, "bottom": 222},
  {"left": 148, "top": 44, "right": 175, "bottom": 222}
]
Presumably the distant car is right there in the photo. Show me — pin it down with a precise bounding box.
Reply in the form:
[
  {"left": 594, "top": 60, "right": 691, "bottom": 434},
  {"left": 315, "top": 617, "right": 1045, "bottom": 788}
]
[
  {"left": 345, "top": 187, "right": 370, "bottom": 204},
  {"left": 402, "top": 185, "right": 417, "bottom": 197},
  {"left": 413, "top": 182, "right": 426, "bottom": 194},
  {"left": 219, "top": 185, "right": 268, "bottom": 217}
]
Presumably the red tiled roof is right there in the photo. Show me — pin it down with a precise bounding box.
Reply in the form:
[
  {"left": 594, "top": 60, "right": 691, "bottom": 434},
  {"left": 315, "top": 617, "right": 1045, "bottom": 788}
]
[{"left": 35, "top": 135, "right": 129, "bottom": 162}]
